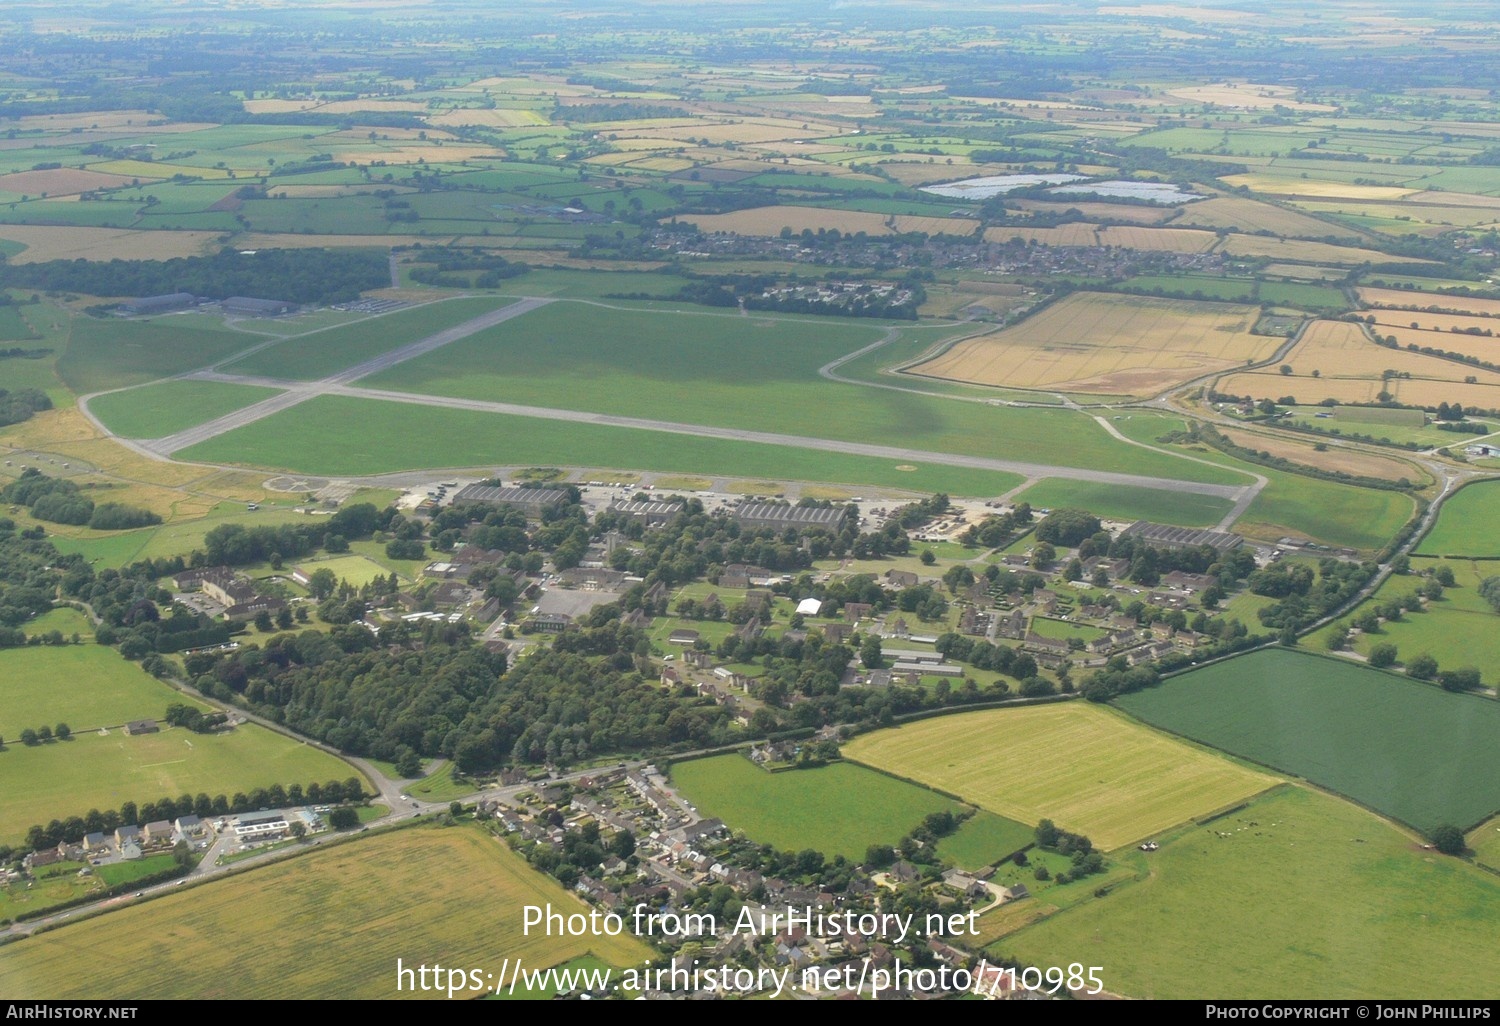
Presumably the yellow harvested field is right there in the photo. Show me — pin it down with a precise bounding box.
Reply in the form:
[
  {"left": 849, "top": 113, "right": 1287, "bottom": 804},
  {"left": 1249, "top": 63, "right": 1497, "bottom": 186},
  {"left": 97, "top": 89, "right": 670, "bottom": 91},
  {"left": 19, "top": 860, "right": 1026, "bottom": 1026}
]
[
  {"left": 625, "top": 119, "right": 843, "bottom": 145},
  {"left": 1359, "top": 287, "right": 1500, "bottom": 318},
  {"left": 1164, "top": 83, "right": 1335, "bottom": 112},
  {"left": 13, "top": 112, "right": 214, "bottom": 133},
  {"left": 1218, "top": 234, "right": 1406, "bottom": 265},
  {"left": 681, "top": 205, "right": 973, "bottom": 238},
  {"left": 0, "top": 226, "right": 221, "bottom": 263},
  {"left": 1097, "top": 226, "right": 1219, "bottom": 252},
  {"left": 1217, "top": 318, "right": 1500, "bottom": 410},
  {"left": 232, "top": 233, "right": 397, "bottom": 250},
  {"left": 844, "top": 704, "right": 1279, "bottom": 851},
  {"left": 984, "top": 224, "right": 1100, "bottom": 247},
  {"left": 430, "top": 107, "right": 549, "bottom": 129},
  {"left": 1176, "top": 196, "right": 1345, "bottom": 239},
  {"left": 311, "top": 99, "right": 431, "bottom": 114},
  {"left": 266, "top": 184, "right": 417, "bottom": 199},
  {"left": 619, "top": 156, "right": 696, "bottom": 172},
  {"left": 87, "top": 159, "right": 233, "bottom": 180},
  {"left": 908, "top": 293, "right": 1267, "bottom": 397},
  {"left": 0, "top": 826, "right": 654, "bottom": 1000},
  {"left": 0, "top": 168, "right": 143, "bottom": 196},
  {"left": 1220, "top": 175, "right": 1416, "bottom": 201},
  {"left": 1295, "top": 200, "right": 1497, "bottom": 230},
  {"left": 1370, "top": 310, "right": 1498, "bottom": 332},
  {"left": 1219, "top": 428, "right": 1422, "bottom": 482},
  {"left": 1364, "top": 324, "right": 1500, "bottom": 365},
  {"left": 1405, "top": 190, "right": 1500, "bottom": 210},
  {"left": 1010, "top": 199, "right": 1178, "bottom": 224}
]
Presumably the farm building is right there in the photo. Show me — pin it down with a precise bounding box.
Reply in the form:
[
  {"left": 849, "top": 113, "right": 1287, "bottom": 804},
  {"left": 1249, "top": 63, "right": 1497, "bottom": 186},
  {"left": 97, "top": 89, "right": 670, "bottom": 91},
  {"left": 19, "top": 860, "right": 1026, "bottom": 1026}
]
[
  {"left": 1119, "top": 521, "right": 1244, "bottom": 555},
  {"left": 222, "top": 296, "right": 297, "bottom": 317},
  {"left": 732, "top": 502, "right": 852, "bottom": 533},
  {"left": 118, "top": 292, "right": 197, "bottom": 316},
  {"left": 452, "top": 484, "right": 571, "bottom": 517},
  {"left": 609, "top": 499, "right": 685, "bottom": 527}
]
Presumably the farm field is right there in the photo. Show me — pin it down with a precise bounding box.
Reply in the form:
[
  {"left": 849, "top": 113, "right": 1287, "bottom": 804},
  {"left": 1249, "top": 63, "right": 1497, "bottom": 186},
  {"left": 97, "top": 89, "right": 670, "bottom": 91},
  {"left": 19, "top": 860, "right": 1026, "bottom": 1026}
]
[
  {"left": 1417, "top": 481, "right": 1500, "bottom": 555},
  {"left": 223, "top": 296, "right": 515, "bottom": 380},
  {"left": 0, "top": 644, "right": 205, "bottom": 739},
  {"left": 907, "top": 293, "right": 1270, "bottom": 398},
  {"left": 1358, "top": 287, "right": 1500, "bottom": 319},
  {"left": 1116, "top": 649, "right": 1500, "bottom": 831},
  {"left": 0, "top": 722, "right": 356, "bottom": 845},
  {"left": 0, "top": 825, "right": 653, "bottom": 999},
  {"left": 668, "top": 754, "right": 961, "bottom": 861},
  {"left": 1174, "top": 196, "right": 1351, "bottom": 239},
  {"left": 88, "top": 381, "right": 282, "bottom": 440},
  {"left": 842, "top": 703, "right": 1279, "bottom": 851},
  {"left": 1013, "top": 478, "right": 1231, "bottom": 527},
  {"left": 679, "top": 205, "right": 977, "bottom": 238},
  {"left": 1003, "top": 786, "right": 1500, "bottom": 999},
  {"left": 1216, "top": 235, "right": 1401, "bottom": 266},
  {"left": 0, "top": 225, "right": 222, "bottom": 263},
  {"left": 1217, "top": 426, "right": 1425, "bottom": 484},
  {"left": 1216, "top": 317, "right": 1500, "bottom": 412}
]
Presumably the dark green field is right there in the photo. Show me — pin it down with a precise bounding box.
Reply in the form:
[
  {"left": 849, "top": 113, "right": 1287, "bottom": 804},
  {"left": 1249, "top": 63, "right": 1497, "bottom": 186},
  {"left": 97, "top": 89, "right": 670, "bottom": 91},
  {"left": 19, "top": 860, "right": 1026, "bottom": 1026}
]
[
  {"left": 933, "top": 810, "right": 1035, "bottom": 871},
  {"left": 1116, "top": 649, "right": 1500, "bottom": 831},
  {"left": 669, "top": 754, "right": 961, "bottom": 860}
]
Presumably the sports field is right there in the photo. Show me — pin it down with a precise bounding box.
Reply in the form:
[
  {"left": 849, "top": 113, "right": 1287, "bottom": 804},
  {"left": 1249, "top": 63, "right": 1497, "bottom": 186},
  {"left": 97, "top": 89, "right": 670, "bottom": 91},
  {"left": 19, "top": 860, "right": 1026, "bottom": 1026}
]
[
  {"left": 842, "top": 703, "right": 1278, "bottom": 850},
  {"left": 0, "top": 825, "right": 653, "bottom": 999},
  {"left": 0, "top": 723, "right": 357, "bottom": 845},
  {"left": 668, "top": 754, "right": 962, "bottom": 861},
  {"left": 0, "top": 644, "right": 205, "bottom": 738},
  {"left": 907, "top": 293, "right": 1269, "bottom": 397},
  {"left": 1116, "top": 649, "right": 1500, "bottom": 831},
  {"left": 1417, "top": 481, "right": 1500, "bottom": 555},
  {"left": 295, "top": 554, "right": 395, "bottom": 588},
  {"left": 1003, "top": 786, "right": 1500, "bottom": 999},
  {"left": 88, "top": 381, "right": 282, "bottom": 439}
]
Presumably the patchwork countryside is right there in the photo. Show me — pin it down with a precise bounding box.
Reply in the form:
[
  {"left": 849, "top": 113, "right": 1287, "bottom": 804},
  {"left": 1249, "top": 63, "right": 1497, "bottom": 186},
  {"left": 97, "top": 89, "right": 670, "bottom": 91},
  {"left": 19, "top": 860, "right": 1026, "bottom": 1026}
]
[{"left": 3, "top": 0, "right": 1500, "bottom": 1005}]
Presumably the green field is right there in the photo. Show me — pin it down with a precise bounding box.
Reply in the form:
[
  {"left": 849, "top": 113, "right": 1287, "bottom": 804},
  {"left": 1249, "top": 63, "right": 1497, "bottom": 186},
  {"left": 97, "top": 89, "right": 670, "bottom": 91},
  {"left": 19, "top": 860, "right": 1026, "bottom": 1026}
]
[
  {"left": 177, "top": 394, "right": 1031, "bottom": 497},
  {"left": 1310, "top": 558, "right": 1500, "bottom": 684},
  {"left": 1240, "top": 467, "right": 1414, "bottom": 551},
  {"left": 223, "top": 296, "right": 515, "bottom": 380},
  {"left": 1003, "top": 786, "right": 1500, "bottom": 999},
  {"left": 0, "top": 824, "right": 654, "bottom": 999},
  {"left": 87, "top": 380, "right": 282, "bottom": 439},
  {"left": 0, "top": 723, "right": 357, "bottom": 845},
  {"left": 57, "top": 318, "right": 269, "bottom": 395},
  {"left": 933, "top": 810, "right": 1035, "bottom": 871},
  {"left": 668, "top": 754, "right": 961, "bottom": 861},
  {"left": 0, "top": 644, "right": 206, "bottom": 738},
  {"left": 1116, "top": 649, "right": 1500, "bottom": 831},
  {"left": 48, "top": 502, "right": 318, "bottom": 569},
  {"left": 843, "top": 703, "right": 1278, "bottom": 851},
  {"left": 296, "top": 553, "right": 394, "bottom": 588},
  {"left": 1015, "top": 478, "right": 1232, "bottom": 528},
  {"left": 1416, "top": 481, "right": 1500, "bottom": 556}
]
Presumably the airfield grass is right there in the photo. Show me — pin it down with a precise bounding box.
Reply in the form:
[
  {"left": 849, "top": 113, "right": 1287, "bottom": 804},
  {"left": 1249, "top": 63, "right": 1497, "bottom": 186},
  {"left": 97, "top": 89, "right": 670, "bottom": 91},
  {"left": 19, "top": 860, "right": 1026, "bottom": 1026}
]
[
  {"left": 668, "top": 754, "right": 961, "bottom": 861},
  {"left": 223, "top": 296, "right": 515, "bottom": 380},
  {"left": 0, "top": 824, "right": 654, "bottom": 999},
  {"left": 177, "top": 394, "right": 1042, "bottom": 497},
  {"left": 87, "top": 381, "right": 282, "bottom": 439},
  {"left": 0, "top": 724, "right": 356, "bottom": 846},
  {"left": 0, "top": 644, "right": 204, "bottom": 738},
  {"left": 1116, "top": 649, "right": 1500, "bottom": 832},
  {"left": 1310, "top": 557, "right": 1500, "bottom": 685},
  {"left": 1415, "top": 480, "right": 1500, "bottom": 556},
  {"left": 1014, "top": 478, "right": 1231, "bottom": 527},
  {"left": 843, "top": 703, "right": 1278, "bottom": 851},
  {"left": 58, "top": 318, "right": 268, "bottom": 395},
  {"left": 1002, "top": 785, "right": 1500, "bottom": 1000},
  {"left": 933, "top": 810, "right": 1036, "bottom": 871}
]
